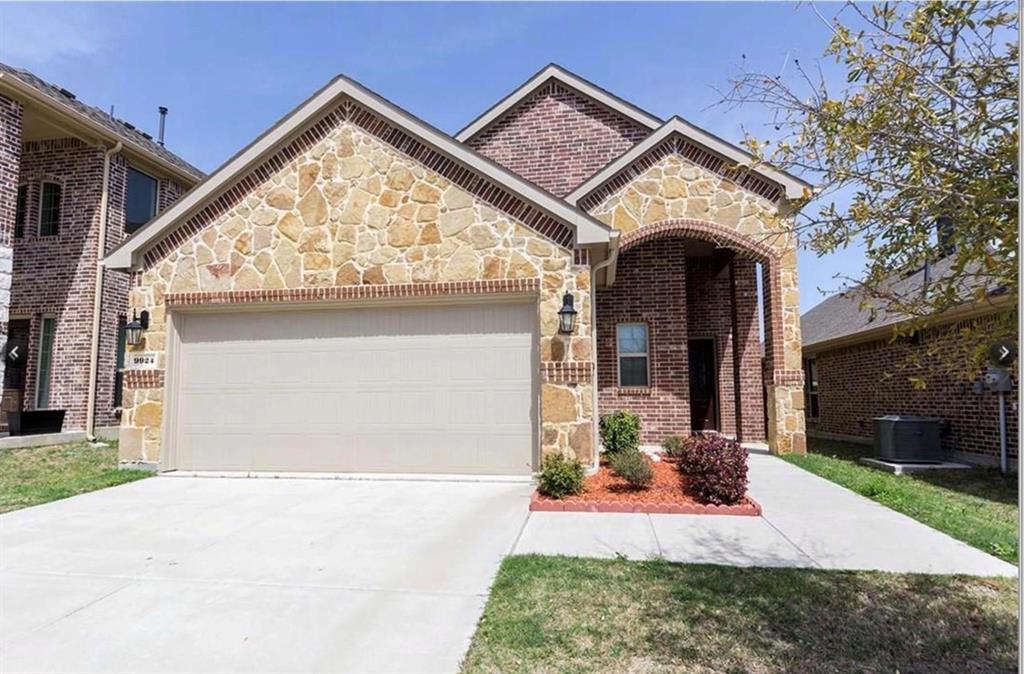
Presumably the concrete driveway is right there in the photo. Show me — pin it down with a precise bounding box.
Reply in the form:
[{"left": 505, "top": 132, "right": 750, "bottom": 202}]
[{"left": 1, "top": 476, "right": 533, "bottom": 673}]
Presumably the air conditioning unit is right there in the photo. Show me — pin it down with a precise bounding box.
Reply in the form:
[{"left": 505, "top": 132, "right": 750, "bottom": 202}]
[{"left": 873, "top": 416, "right": 943, "bottom": 463}]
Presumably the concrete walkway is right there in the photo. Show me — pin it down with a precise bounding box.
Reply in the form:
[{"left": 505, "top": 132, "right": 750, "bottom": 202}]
[{"left": 516, "top": 452, "right": 1018, "bottom": 577}]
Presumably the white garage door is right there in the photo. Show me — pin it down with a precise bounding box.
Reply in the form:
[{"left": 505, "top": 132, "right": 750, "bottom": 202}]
[{"left": 170, "top": 302, "right": 537, "bottom": 475}]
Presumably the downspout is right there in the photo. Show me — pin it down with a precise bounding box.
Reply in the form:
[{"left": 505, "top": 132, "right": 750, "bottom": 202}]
[
  {"left": 85, "top": 141, "right": 122, "bottom": 441},
  {"left": 587, "top": 231, "right": 621, "bottom": 471}
]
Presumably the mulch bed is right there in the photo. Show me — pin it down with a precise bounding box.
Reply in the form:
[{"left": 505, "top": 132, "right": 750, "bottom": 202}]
[{"left": 531, "top": 458, "right": 761, "bottom": 516}]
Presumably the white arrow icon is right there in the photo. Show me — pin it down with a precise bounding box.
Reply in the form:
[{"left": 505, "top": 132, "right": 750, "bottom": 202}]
[
  {"left": 8, "top": 345, "right": 18, "bottom": 361},
  {"left": 1000, "top": 346, "right": 1010, "bottom": 361}
]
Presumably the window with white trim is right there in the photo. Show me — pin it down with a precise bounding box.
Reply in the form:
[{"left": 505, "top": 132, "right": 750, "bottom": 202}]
[
  {"left": 35, "top": 315, "right": 56, "bottom": 409},
  {"left": 125, "top": 167, "right": 158, "bottom": 234},
  {"left": 617, "top": 323, "right": 649, "bottom": 387}
]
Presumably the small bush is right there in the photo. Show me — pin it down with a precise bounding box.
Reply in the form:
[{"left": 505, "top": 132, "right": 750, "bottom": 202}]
[
  {"left": 661, "top": 435, "right": 686, "bottom": 459},
  {"left": 599, "top": 410, "right": 641, "bottom": 455},
  {"left": 680, "top": 435, "right": 748, "bottom": 505},
  {"left": 537, "top": 453, "right": 585, "bottom": 499},
  {"left": 610, "top": 449, "right": 654, "bottom": 489}
]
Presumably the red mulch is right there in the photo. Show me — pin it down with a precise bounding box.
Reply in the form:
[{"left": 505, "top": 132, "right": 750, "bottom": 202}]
[{"left": 532, "top": 458, "right": 761, "bottom": 516}]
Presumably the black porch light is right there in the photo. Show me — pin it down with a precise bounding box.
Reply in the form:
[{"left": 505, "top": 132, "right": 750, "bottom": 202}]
[
  {"left": 557, "top": 293, "right": 578, "bottom": 334},
  {"left": 124, "top": 310, "right": 150, "bottom": 347}
]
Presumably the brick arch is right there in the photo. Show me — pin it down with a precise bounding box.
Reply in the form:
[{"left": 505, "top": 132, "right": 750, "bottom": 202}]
[
  {"left": 618, "top": 218, "right": 786, "bottom": 380},
  {"left": 618, "top": 218, "right": 779, "bottom": 263}
]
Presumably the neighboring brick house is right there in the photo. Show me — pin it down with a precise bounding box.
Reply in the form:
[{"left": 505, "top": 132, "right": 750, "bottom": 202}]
[
  {"left": 0, "top": 62, "right": 202, "bottom": 437},
  {"left": 105, "top": 64, "right": 810, "bottom": 474},
  {"left": 801, "top": 254, "right": 1018, "bottom": 467}
]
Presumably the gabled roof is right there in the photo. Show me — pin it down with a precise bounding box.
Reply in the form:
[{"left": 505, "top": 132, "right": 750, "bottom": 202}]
[
  {"left": 0, "top": 61, "right": 203, "bottom": 182},
  {"left": 801, "top": 254, "right": 1009, "bottom": 351},
  {"left": 566, "top": 116, "right": 813, "bottom": 204},
  {"left": 104, "top": 73, "right": 612, "bottom": 270},
  {"left": 455, "top": 63, "right": 663, "bottom": 142}
]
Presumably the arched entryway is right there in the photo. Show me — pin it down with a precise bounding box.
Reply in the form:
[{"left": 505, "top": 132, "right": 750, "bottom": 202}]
[{"left": 596, "top": 219, "right": 795, "bottom": 451}]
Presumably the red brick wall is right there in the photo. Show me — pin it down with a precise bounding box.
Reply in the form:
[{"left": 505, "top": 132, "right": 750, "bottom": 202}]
[
  {"left": 808, "top": 313, "right": 1019, "bottom": 464},
  {"left": 595, "top": 238, "right": 691, "bottom": 443},
  {"left": 10, "top": 136, "right": 187, "bottom": 430},
  {"left": 466, "top": 81, "right": 650, "bottom": 197},
  {"left": 0, "top": 96, "right": 21, "bottom": 392},
  {"left": 596, "top": 238, "right": 765, "bottom": 445}
]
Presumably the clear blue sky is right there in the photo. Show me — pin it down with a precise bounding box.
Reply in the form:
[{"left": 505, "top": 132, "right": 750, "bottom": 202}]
[{"left": 0, "top": 1, "right": 866, "bottom": 313}]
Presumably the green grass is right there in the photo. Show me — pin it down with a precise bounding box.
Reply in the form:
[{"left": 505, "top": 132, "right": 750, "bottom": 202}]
[
  {"left": 0, "top": 440, "right": 149, "bottom": 513},
  {"left": 782, "top": 438, "right": 1019, "bottom": 563},
  {"left": 462, "top": 555, "right": 1018, "bottom": 674}
]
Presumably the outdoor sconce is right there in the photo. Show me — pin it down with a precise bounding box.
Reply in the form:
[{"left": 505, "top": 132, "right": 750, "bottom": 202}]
[
  {"left": 124, "top": 310, "right": 150, "bottom": 347},
  {"left": 558, "top": 293, "right": 578, "bottom": 335}
]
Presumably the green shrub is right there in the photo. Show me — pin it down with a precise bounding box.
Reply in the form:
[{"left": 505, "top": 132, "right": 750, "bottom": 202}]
[
  {"left": 610, "top": 449, "right": 654, "bottom": 489},
  {"left": 661, "top": 435, "right": 686, "bottom": 459},
  {"left": 537, "top": 453, "right": 585, "bottom": 499},
  {"left": 599, "top": 410, "right": 641, "bottom": 455}
]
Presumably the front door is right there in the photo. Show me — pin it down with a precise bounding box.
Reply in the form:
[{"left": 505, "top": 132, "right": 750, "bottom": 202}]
[
  {"left": 688, "top": 338, "right": 717, "bottom": 431},
  {"left": 2, "top": 320, "right": 31, "bottom": 426}
]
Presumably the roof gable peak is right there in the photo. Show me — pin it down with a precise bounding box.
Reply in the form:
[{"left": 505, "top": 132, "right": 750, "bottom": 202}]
[{"left": 455, "top": 63, "right": 662, "bottom": 142}]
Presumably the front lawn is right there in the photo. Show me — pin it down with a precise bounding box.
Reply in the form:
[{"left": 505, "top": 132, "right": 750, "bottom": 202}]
[
  {"left": 783, "top": 438, "right": 1018, "bottom": 563},
  {"left": 0, "top": 440, "right": 149, "bottom": 513},
  {"left": 462, "top": 555, "right": 1018, "bottom": 674}
]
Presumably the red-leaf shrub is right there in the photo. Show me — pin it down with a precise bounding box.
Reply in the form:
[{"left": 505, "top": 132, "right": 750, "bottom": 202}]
[{"left": 678, "top": 435, "right": 748, "bottom": 505}]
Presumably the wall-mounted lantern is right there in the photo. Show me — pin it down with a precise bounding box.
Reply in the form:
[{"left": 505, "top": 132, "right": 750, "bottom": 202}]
[
  {"left": 124, "top": 310, "right": 150, "bottom": 346},
  {"left": 557, "top": 293, "right": 578, "bottom": 335}
]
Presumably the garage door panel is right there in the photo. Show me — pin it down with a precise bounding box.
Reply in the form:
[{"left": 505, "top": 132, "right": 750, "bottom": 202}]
[{"left": 173, "top": 303, "right": 537, "bottom": 475}]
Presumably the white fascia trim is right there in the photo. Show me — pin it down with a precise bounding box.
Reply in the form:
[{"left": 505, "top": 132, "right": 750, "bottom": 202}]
[
  {"left": 455, "top": 64, "right": 663, "bottom": 142},
  {"left": 105, "top": 74, "right": 612, "bottom": 269},
  {"left": 566, "top": 117, "right": 814, "bottom": 204}
]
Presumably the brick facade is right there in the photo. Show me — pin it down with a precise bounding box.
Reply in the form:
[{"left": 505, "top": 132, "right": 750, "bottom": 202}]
[
  {"left": 466, "top": 81, "right": 651, "bottom": 197},
  {"left": 807, "top": 313, "right": 1019, "bottom": 465},
  {"left": 3, "top": 131, "right": 189, "bottom": 431},
  {"left": 595, "top": 238, "right": 765, "bottom": 444},
  {"left": 0, "top": 96, "right": 21, "bottom": 394}
]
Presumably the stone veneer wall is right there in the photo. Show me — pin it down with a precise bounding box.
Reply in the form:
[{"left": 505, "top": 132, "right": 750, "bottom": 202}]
[
  {"left": 121, "top": 112, "right": 593, "bottom": 466},
  {"left": 584, "top": 150, "right": 805, "bottom": 453},
  {"left": 466, "top": 81, "right": 651, "bottom": 197}
]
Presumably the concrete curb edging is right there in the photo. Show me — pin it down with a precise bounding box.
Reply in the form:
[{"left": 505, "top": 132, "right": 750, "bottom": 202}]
[{"left": 529, "top": 492, "right": 762, "bottom": 516}]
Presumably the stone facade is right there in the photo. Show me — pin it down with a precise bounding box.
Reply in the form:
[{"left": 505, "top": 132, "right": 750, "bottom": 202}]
[
  {"left": 807, "top": 312, "right": 1019, "bottom": 465},
  {"left": 120, "top": 109, "right": 594, "bottom": 465},
  {"left": 467, "top": 81, "right": 651, "bottom": 197},
  {"left": 583, "top": 149, "right": 805, "bottom": 453}
]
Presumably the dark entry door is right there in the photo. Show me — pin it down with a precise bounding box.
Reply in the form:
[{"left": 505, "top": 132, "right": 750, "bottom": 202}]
[
  {"left": 2, "top": 320, "right": 30, "bottom": 426},
  {"left": 688, "top": 338, "right": 718, "bottom": 431}
]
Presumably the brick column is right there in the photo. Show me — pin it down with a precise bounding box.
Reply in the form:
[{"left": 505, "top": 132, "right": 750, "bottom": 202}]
[{"left": 0, "top": 96, "right": 23, "bottom": 400}]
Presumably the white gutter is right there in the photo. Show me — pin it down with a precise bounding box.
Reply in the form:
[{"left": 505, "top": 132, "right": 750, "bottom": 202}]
[
  {"left": 587, "top": 231, "right": 621, "bottom": 471},
  {"left": 85, "top": 141, "right": 122, "bottom": 441}
]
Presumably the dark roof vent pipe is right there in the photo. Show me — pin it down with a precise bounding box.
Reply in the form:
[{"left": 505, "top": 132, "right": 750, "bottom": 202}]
[{"left": 158, "top": 106, "right": 168, "bottom": 146}]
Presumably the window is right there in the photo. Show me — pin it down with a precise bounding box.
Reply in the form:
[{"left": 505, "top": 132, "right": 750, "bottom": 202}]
[
  {"left": 113, "top": 316, "right": 127, "bottom": 408},
  {"left": 125, "top": 167, "right": 158, "bottom": 234},
  {"left": 38, "top": 182, "right": 61, "bottom": 236},
  {"left": 14, "top": 184, "right": 27, "bottom": 239},
  {"left": 617, "top": 323, "right": 649, "bottom": 387},
  {"left": 803, "top": 358, "right": 820, "bottom": 420},
  {"left": 35, "top": 316, "right": 56, "bottom": 409}
]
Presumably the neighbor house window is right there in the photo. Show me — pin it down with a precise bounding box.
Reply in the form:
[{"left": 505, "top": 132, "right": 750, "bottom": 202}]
[
  {"left": 38, "top": 182, "right": 61, "bottom": 236},
  {"left": 113, "top": 316, "right": 126, "bottom": 408},
  {"left": 617, "top": 323, "right": 649, "bottom": 387},
  {"left": 14, "top": 184, "right": 28, "bottom": 239},
  {"left": 803, "top": 358, "right": 820, "bottom": 420},
  {"left": 35, "top": 316, "right": 56, "bottom": 409},
  {"left": 125, "top": 167, "right": 158, "bottom": 234}
]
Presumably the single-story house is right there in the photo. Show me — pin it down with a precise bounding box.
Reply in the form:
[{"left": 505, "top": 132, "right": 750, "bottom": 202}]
[
  {"left": 801, "top": 253, "right": 1018, "bottom": 468},
  {"left": 105, "top": 65, "right": 810, "bottom": 475}
]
